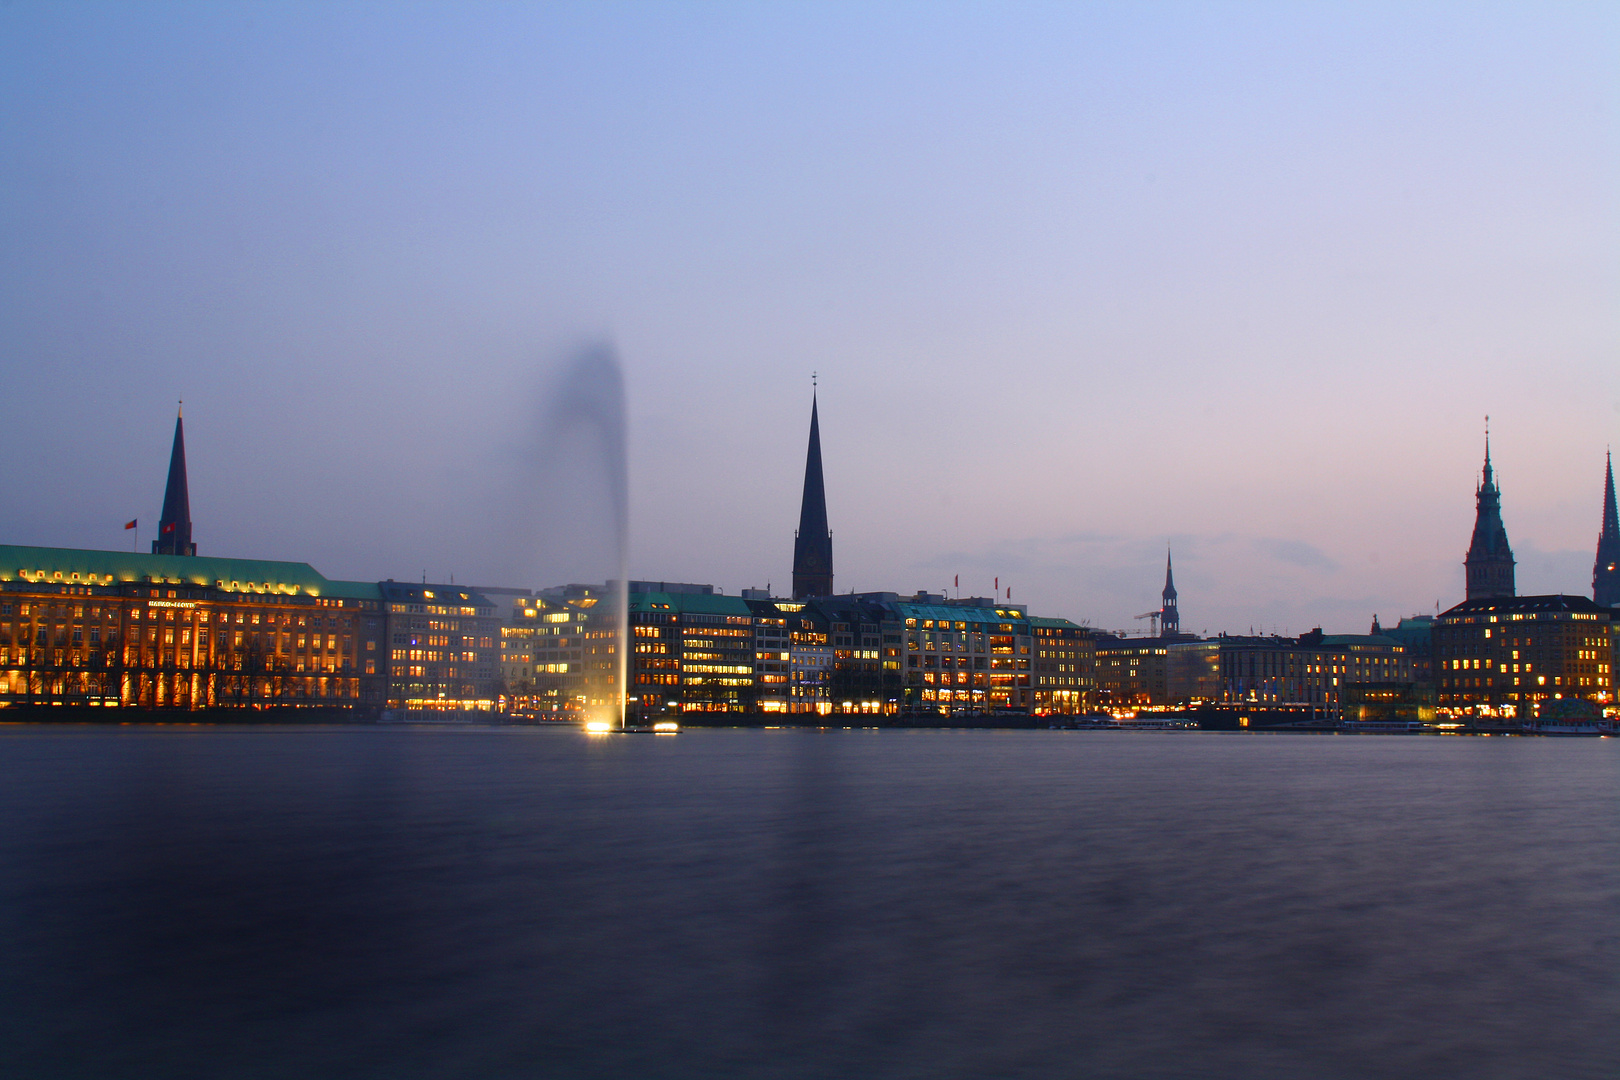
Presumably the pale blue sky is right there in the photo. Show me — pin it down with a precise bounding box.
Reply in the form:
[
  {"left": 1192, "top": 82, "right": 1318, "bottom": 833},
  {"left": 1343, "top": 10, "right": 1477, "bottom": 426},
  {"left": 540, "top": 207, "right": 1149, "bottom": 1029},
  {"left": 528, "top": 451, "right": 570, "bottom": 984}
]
[{"left": 2, "top": 2, "right": 1616, "bottom": 634}]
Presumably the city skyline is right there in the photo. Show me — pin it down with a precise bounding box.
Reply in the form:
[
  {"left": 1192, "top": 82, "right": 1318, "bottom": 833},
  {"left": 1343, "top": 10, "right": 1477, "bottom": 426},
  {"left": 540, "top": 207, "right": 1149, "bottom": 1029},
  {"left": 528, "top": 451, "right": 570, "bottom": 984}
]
[{"left": 2, "top": 3, "right": 1616, "bottom": 635}]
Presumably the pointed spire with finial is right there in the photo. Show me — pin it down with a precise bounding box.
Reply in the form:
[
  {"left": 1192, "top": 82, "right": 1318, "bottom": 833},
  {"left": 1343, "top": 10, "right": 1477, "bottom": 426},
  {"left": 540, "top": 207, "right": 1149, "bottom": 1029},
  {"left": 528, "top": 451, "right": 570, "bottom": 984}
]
[
  {"left": 152, "top": 402, "right": 196, "bottom": 556},
  {"left": 1594, "top": 448, "right": 1620, "bottom": 608},
  {"left": 1464, "top": 415, "right": 1513, "bottom": 599},
  {"left": 792, "top": 375, "right": 833, "bottom": 599},
  {"left": 1160, "top": 546, "right": 1179, "bottom": 636}
]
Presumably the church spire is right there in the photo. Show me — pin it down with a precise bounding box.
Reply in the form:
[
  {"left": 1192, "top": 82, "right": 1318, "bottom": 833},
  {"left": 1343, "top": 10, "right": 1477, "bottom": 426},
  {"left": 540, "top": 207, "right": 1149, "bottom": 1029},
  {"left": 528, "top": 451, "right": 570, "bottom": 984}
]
[
  {"left": 1463, "top": 421, "right": 1513, "bottom": 600},
  {"left": 152, "top": 404, "right": 196, "bottom": 556},
  {"left": 1594, "top": 450, "right": 1620, "bottom": 608},
  {"left": 1160, "top": 547, "right": 1179, "bottom": 636},
  {"left": 791, "top": 381, "right": 833, "bottom": 599}
]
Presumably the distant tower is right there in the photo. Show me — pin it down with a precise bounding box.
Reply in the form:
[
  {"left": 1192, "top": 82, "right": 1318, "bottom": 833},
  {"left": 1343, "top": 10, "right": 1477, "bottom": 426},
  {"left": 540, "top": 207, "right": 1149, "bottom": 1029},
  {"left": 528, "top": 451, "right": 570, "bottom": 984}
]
[
  {"left": 152, "top": 405, "right": 197, "bottom": 556},
  {"left": 791, "top": 384, "right": 833, "bottom": 599},
  {"left": 1463, "top": 424, "right": 1514, "bottom": 600},
  {"left": 1160, "top": 548, "right": 1179, "bottom": 636},
  {"left": 1595, "top": 450, "right": 1620, "bottom": 608}
]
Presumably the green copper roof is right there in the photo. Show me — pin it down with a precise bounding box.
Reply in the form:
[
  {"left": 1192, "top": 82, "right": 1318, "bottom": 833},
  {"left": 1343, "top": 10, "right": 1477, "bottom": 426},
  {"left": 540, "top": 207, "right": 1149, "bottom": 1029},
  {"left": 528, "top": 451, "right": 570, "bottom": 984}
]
[
  {"left": 0, "top": 544, "right": 380, "bottom": 601},
  {"left": 892, "top": 603, "right": 1023, "bottom": 626},
  {"left": 629, "top": 591, "right": 753, "bottom": 616}
]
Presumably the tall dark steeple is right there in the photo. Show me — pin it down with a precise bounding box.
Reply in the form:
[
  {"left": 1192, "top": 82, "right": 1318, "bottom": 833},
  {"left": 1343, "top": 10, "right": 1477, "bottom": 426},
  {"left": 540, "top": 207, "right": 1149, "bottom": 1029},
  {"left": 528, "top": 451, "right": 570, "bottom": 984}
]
[
  {"left": 152, "top": 405, "right": 196, "bottom": 556},
  {"left": 791, "top": 383, "right": 833, "bottom": 599},
  {"left": 1594, "top": 450, "right": 1620, "bottom": 609},
  {"left": 1160, "top": 548, "right": 1179, "bottom": 637},
  {"left": 1464, "top": 424, "right": 1513, "bottom": 600}
]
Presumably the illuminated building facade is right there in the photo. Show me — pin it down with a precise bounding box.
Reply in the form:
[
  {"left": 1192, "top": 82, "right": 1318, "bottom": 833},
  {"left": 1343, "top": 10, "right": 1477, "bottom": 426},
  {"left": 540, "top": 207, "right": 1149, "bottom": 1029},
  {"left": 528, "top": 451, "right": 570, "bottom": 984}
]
[
  {"left": 522, "top": 586, "right": 601, "bottom": 715},
  {"left": 783, "top": 603, "right": 834, "bottom": 714},
  {"left": 378, "top": 581, "right": 501, "bottom": 711},
  {"left": 744, "top": 595, "right": 833, "bottom": 714},
  {"left": 1213, "top": 632, "right": 1409, "bottom": 719},
  {"left": 1376, "top": 615, "right": 1435, "bottom": 688},
  {"left": 0, "top": 545, "right": 383, "bottom": 711},
  {"left": 1029, "top": 616, "right": 1094, "bottom": 714},
  {"left": 1093, "top": 636, "right": 1169, "bottom": 707},
  {"left": 629, "top": 588, "right": 756, "bottom": 715},
  {"left": 1433, "top": 594, "right": 1613, "bottom": 722},
  {"left": 810, "top": 596, "right": 902, "bottom": 714},
  {"left": 1166, "top": 640, "right": 1222, "bottom": 704},
  {"left": 895, "top": 600, "right": 1034, "bottom": 713},
  {"left": 496, "top": 597, "right": 541, "bottom": 693},
  {"left": 1099, "top": 630, "right": 1410, "bottom": 720}
]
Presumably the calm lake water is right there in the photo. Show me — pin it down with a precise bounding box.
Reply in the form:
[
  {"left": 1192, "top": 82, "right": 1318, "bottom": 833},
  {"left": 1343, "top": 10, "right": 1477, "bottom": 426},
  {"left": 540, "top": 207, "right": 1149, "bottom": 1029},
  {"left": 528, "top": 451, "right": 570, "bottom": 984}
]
[{"left": 0, "top": 725, "right": 1616, "bottom": 1079}]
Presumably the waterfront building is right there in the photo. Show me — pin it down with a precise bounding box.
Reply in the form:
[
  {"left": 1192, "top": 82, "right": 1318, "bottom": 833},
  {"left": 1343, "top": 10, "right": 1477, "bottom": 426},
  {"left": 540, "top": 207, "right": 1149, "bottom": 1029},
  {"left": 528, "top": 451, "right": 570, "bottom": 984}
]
[
  {"left": 377, "top": 581, "right": 501, "bottom": 711},
  {"left": 1595, "top": 451, "right": 1620, "bottom": 610},
  {"left": 523, "top": 585, "right": 602, "bottom": 716},
  {"left": 784, "top": 602, "right": 834, "bottom": 714},
  {"left": 1165, "top": 640, "right": 1221, "bottom": 704},
  {"left": 1375, "top": 615, "right": 1435, "bottom": 689},
  {"left": 1433, "top": 593, "right": 1613, "bottom": 722},
  {"left": 895, "top": 599, "right": 1034, "bottom": 713},
  {"left": 1102, "top": 629, "right": 1411, "bottom": 720},
  {"left": 791, "top": 389, "right": 833, "bottom": 599},
  {"left": 811, "top": 595, "right": 903, "bottom": 713},
  {"left": 0, "top": 544, "right": 384, "bottom": 711},
  {"left": 1341, "top": 682, "right": 1436, "bottom": 726},
  {"left": 744, "top": 596, "right": 794, "bottom": 713},
  {"left": 1093, "top": 636, "right": 1169, "bottom": 708},
  {"left": 1464, "top": 433, "right": 1516, "bottom": 600},
  {"left": 1029, "top": 616, "right": 1094, "bottom": 714},
  {"left": 628, "top": 588, "right": 755, "bottom": 715},
  {"left": 488, "top": 591, "right": 541, "bottom": 702},
  {"left": 744, "top": 595, "right": 834, "bottom": 715},
  {"left": 1217, "top": 631, "right": 1410, "bottom": 719}
]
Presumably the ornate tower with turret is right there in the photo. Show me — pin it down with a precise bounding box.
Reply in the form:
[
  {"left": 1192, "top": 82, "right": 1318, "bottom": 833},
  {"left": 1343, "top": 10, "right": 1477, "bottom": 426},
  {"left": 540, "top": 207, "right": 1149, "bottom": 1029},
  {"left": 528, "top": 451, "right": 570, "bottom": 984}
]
[
  {"left": 1594, "top": 451, "right": 1620, "bottom": 609},
  {"left": 1160, "top": 548, "right": 1179, "bottom": 636},
  {"left": 1464, "top": 430, "right": 1513, "bottom": 600},
  {"left": 152, "top": 406, "right": 197, "bottom": 557},
  {"left": 791, "top": 388, "right": 833, "bottom": 599}
]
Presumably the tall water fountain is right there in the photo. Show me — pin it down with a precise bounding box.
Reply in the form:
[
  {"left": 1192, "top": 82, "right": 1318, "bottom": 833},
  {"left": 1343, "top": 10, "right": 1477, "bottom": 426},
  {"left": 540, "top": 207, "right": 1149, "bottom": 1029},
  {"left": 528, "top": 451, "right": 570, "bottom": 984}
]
[{"left": 538, "top": 345, "right": 629, "bottom": 729}]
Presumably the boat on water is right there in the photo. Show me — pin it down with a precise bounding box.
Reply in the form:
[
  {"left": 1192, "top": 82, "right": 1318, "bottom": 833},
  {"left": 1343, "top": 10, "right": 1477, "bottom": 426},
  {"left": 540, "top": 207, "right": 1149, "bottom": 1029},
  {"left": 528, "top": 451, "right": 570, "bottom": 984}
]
[
  {"left": 1113, "top": 715, "right": 1198, "bottom": 731},
  {"left": 1523, "top": 699, "right": 1614, "bottom": 736},
  {"left": 1339, "top": 720, "right": 1433, "bottom": 735},
  {"left": 1519, "top": 717, "right": 1613, "bottom": 737}
]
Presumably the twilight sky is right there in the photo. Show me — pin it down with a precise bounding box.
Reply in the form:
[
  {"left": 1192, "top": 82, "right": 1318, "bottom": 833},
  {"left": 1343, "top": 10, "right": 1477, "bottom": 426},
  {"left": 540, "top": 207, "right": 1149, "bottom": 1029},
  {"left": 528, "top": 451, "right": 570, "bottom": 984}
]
[{"left": 2, "top": 2, "right": 1616, "bottom": 635}]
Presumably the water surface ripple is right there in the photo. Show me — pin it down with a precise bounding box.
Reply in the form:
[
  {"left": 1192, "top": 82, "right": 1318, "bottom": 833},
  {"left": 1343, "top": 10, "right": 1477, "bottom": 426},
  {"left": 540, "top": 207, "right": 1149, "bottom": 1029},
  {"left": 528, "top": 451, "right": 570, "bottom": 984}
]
[{"left": 1, "top": 727, "right": 1615, "bottom": 1079}]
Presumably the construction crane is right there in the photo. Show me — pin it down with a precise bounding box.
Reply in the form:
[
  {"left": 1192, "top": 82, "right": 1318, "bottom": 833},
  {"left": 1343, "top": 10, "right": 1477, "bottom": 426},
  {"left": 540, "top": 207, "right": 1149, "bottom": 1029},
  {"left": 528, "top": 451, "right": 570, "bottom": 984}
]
[{"left": 1134, "top": 609, "right": 1163, "bottom": 637}]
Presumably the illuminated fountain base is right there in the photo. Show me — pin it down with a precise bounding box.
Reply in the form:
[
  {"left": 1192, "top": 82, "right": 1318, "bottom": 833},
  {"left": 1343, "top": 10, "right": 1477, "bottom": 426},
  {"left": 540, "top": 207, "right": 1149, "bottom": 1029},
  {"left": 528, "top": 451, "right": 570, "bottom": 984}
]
[{"left": 584, "top": 719, "right": 680, "bottom": 734}]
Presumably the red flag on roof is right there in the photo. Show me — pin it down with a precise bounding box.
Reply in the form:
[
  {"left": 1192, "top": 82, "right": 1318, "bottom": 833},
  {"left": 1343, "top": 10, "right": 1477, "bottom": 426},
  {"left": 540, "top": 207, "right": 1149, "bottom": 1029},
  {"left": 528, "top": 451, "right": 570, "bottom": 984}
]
[
  {"left": 124, "top": 519, "right": 137, "bottom": 530},
  {"left": 954, "top": 575, "right": 958, "bottom": 588}
]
